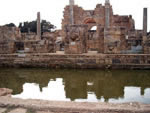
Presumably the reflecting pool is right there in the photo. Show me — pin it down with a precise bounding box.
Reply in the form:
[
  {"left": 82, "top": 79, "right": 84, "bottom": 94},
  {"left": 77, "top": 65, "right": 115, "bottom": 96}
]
[{"left": 0, "top": 68, "right": 150, "bottom": 104}]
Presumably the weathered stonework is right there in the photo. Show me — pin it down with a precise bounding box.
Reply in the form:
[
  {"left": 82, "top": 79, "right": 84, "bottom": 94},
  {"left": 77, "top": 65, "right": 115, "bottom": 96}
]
[
  {"left": 0, "top": 88, "right": 13, "bottom": 97},
  {"left": 1, "top": 96, "right": 150, "bottom": 113},
  {"left": 64, "top": 25, "right": 88, "bottom": 54},
  {"left": 62, "top": 1, "right": 140, "bottom": 54},
  {"left": 0, "top": 26, "right": 21, "bottom": 54},
  {"left": 0, "top": 0, "right": 149, "bottom": 69},
  {"left": 143, "top": 8, "right": 147, "bottom": 36},
  {"left": 0, "top": 54, "right": 150, "bottom": 69},
  {"left": 37, "top": 12, "right": 41, "bottom": 40},
  {"left": 104, "top": 27, "right": 127, "bottom": 54}
]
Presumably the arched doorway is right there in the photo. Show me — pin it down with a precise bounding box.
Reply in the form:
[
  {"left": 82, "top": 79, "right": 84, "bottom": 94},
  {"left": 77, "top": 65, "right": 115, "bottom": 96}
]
[{"left": 90, "top": 26, "right": 97, "bottom": 31}]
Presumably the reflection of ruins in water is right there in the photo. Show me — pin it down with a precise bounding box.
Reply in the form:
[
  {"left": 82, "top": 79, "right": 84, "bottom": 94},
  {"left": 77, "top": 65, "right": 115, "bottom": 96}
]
[
  {"left": 0, "top": 68, "right": 150, "bottom": 103},
  {"left": 12, "top": 79, "right": 150, "bottom": 103}
]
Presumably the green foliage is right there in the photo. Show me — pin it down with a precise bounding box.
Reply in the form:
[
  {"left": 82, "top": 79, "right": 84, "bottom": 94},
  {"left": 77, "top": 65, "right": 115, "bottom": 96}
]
[
  {"left": 26, "top": 108, "right": 36, "bottom": 113},
  {"left": 4, "top": 23, "right": 16, "bottom": 27},
  {"left": 2, "top": 106, "right": 17, "bottom": 113},
  {"left": 19, "top": 20, "right": 56, "bottom": 34}
]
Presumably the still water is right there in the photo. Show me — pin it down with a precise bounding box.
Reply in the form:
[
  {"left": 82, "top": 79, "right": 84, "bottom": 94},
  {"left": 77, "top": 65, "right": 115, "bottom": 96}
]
[{"left": 0, "top": 68, "right": 150, "bottom": 104}]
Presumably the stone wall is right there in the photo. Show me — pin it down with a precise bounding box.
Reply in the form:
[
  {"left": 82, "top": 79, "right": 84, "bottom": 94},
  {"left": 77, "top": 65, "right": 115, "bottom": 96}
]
[
  {"left": 62, "top": 4, "right": 134, "bottom": 30},
  {"left": 22, "top": 32, "right": 57, "bottom": 53},
  {"left": 0, "top": 54, "right": 150, "bottom": 69},
  {"left": 62, "top": 3, "right": 137, "bottom": 54},
  {"left": 0, "top": 26, "right": 58, "bottom": 54},
  {"left": 87, "top": 26, "right": 104, "bottom": 53},
  {"left": 112, "top": 15, "right": 135, "bottom": 30},
  {"left": 0, "top": 26, "right": 21, "bottom": 54},
  {"left": 143, "top": 37, "right": 150, "bottom": 54},
  {"left": 104, "top": 27, "right": 127, "bottom": 54},
  {"left": 64, "top": 25, "right": 88, "bottom": 54},
  {"left": 0, "top": 3, "right": 147, "bottom": 55}
]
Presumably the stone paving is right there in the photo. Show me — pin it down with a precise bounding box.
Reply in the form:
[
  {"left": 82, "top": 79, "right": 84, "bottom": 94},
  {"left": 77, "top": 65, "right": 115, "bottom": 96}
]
[
  {"left": 0, "top": 96, "right": 150, "bottom": 113},
  {"left": 0, "top": 107, "right": 44, "bottom": 113},
  {"left": 0, "top": 107, "right": 55, "bottom": 113},
  {"left": 0, "top": 108, "right": 6, "bottom": 113}
]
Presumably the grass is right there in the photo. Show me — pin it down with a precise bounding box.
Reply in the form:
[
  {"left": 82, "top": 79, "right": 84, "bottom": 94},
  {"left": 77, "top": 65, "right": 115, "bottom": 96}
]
[{"left": 26, "top": 108, "right": 36, "bottom": 113}]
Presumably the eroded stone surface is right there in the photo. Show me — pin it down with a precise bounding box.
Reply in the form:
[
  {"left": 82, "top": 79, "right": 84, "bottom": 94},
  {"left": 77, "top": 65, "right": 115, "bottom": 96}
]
[
  {"left": 0, "top": 96, "right": 150, "bottom": 113},
  {"left": 0, "top": 88, "right": 13, "bottom": 97},
  {"left": 0, "top": 1, "right": 149, "bottom": 55},
  {"left": 0, "top": 107, "right": 7, "bottom": 113},
  {"left": 36, "top": 111, "right": 54, "bottom": 113},
  {"left": 8, "top": 108, "right": 26, "bottom": 113}
]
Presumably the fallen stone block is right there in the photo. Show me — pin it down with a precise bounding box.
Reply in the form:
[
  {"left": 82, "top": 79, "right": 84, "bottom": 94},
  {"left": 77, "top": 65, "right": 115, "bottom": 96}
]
[{"left": 0, "top": 88, "right": 13, "bottom": 97}]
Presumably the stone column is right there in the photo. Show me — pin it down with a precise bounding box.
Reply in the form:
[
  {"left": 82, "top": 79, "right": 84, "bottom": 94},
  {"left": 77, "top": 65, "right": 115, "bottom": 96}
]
[
  {"left": 105, "top": 0, "right": 110, "bottom": 28},
  {"left": 104, "top": 0, "right": 110, "bottom": 54},
  {"left": 143, "top": 8, "right": 147, "bottom": 36},
  {"left": 69, "top": 0, "right": 74, "bottom": 25},
  {"left": 37, "top": 12, "right": 41, "bottom": 39}
]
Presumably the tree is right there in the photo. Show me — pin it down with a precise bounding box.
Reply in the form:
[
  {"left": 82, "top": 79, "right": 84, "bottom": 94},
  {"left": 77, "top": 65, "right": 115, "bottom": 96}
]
[
  {"left": 41, "top": 20, "right": 56, "bottom": 33},
  {"left": 4, "top": 23, "right": 16, "bottom": 27},
  {"left": 19, "top": 20, "right": 56, "bottom": 34}
]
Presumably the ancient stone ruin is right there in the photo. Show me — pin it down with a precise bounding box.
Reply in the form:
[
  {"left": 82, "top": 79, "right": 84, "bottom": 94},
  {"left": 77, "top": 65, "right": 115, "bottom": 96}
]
[{"left": 0, "top": 0, "right": 149, "bottom": 55}]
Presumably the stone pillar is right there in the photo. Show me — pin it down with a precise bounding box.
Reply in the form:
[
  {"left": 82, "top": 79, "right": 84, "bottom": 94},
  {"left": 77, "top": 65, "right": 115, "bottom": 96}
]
[
  {"left": 69, "top": 0, "right": 74, "bottom": 25},
  {"left": 105, "top": 0, "right": 110, "bottom": 28},
  {"left": 143, "top": 8, "right": 147, "bottom": 36},
  {"left": 37, "top": 12, "right": 41, "bottom": 39}
]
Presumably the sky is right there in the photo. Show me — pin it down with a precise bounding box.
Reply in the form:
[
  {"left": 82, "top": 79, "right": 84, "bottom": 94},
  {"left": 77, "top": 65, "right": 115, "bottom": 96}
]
[{"left": 0, "top": 0, "right": 149, "bottom": 31}]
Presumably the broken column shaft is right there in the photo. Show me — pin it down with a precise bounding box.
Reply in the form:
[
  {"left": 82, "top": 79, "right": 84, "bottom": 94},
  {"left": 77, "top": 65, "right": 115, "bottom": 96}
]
[
  {"left": 69, "top": 0, "right": 74, "bottom": 25},
  {"left": 143, "top": 8, "right": 147, "bottom": 36},
  {"left": 105, "top": 0, "right": 110, "bottom": 28},
  {"left": 37, "top": 12, "right": 41, "bottom": 39}
]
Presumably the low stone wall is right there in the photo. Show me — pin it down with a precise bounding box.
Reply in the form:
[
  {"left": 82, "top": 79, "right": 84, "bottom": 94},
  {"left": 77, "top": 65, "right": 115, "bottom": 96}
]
[{"left": 0, "top": 53, "right": 150, "bottom": 69}]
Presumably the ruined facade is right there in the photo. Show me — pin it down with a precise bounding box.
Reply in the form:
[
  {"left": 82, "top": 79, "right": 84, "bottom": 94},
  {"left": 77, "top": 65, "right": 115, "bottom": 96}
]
[
  {"left": 62, "top": 0, "right": 148, "bottom": 54},
  {"left": 0, "top": 27, "right": 21, "bottom": 54},
  {"left": 0, "top": 0, "right": 149, "bottom": 55}
]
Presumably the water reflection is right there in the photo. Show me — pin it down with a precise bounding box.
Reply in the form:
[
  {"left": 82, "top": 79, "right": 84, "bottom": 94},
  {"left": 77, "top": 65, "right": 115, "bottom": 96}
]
[
  {"left": 0, "top": 68, "right": 150, "bottom": 103},
  {"left": 13, "top": 79, "right": 69, "bottom": 101}
]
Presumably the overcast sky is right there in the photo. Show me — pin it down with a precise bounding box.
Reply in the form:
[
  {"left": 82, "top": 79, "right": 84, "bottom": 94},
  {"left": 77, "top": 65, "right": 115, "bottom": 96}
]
[{"left": 0, "top": 0, "right": 149, "bottom": 31}]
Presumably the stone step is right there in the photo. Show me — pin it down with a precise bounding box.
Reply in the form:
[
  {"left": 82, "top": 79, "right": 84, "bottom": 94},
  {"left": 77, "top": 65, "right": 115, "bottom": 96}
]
[
  {"left": 88, "top": 51, "right": 98, "bottom": 54},
  {"left": 56, "top": 51, "right": 65, "bottom": 54}
]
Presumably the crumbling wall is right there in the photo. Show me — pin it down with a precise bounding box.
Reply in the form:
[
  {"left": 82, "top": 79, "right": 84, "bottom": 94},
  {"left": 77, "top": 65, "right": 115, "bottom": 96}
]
[
  {"left": 143, "top": 35, "right": 150, "bottom": 54},
  {"left": 22, "top": 32, "right": 57, "bottom": 53},
  {"left": 112, "top": 15, "right": 135, "bottom": 30},
  {"left": 104, "top": 27, "right": 127, "bottom": 54},
  {"left": 24, "top": 40, "right": 49, "bottom": 53},
  {"left": 62, "top": 3, "right": 136, "bottom": 54},
  {"left": 13, "top": 31, "right": 57, "bottom": 53},
  {"left": 64, "top": 25, "right": 88, "bottom": 54},
  {"left": 62, "top": 4, "right": 113, "bottom": 29},
  {"left": 62, "top": 4, "right": 135, "bottom": 30},
  {"left": 87, "top": 26, "right": 104, "bottom": 53},
  {"left": 0, "top": 26, "right": 21, "bottom": 54}
]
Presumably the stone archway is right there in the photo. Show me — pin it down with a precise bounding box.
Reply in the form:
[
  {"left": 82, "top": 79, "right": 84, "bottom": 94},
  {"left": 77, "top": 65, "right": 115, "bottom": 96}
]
[
  {"left": 84, "top": 18, "right": 96, "bottom": 24},
  {"left": 83, "top": 18, "right": 97, "bottom": 31}
]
